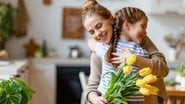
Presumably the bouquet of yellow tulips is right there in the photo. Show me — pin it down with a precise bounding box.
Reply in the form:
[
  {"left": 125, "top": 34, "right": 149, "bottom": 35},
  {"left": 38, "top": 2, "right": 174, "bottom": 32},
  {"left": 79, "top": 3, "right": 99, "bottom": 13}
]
[{"left": 104, "top": 55, "right": 159, "bottom": 104}]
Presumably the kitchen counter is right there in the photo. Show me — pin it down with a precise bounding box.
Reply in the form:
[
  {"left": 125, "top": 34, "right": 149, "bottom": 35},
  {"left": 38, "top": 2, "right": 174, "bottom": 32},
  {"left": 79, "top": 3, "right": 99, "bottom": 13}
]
[
  {"left": 0, "top": 57, "right": 90, "bottom": 76},
  {"left": 0, "top": 60, "right": 28, "bottom": 75},
  {"left": 31, "top": 57, "right": 90, "bottom": 66},
  {"left": 0, "top": 58, "right": 179, "bottom": 76}
]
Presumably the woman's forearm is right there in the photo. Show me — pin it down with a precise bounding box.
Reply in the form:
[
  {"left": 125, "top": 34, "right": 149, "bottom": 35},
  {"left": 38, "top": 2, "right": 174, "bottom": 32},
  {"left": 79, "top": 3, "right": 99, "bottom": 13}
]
[
  {"left": 135, "top": 55, "right": 153, "bottom": 68},
  {"left": 140, "top": 36, "right": 169, "bottom": 78},
  {"left": 135, "top": 54, "right": 168, "bottom": 78},
  {"left": 86, "top": 52, "right": 102, "bottom": 102}
]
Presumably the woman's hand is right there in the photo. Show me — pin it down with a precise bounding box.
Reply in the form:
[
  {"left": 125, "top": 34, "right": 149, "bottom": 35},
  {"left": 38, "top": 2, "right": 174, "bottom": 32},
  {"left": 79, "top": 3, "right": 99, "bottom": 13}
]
[
  {"left": 110, "top": 48, "right": 132, "bottom": 65},
  {"left": 91, "top": 96, "right": 108, "bottom": 104},
  {"left": 88, "top": 92, "right": 108, "bottom": 104}
]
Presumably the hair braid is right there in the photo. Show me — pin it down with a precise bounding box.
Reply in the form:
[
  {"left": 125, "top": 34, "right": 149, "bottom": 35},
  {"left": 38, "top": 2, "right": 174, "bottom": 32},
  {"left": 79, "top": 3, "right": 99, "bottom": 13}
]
[{"left": 105, "top": 11, "right": 123, "bottom": 67}]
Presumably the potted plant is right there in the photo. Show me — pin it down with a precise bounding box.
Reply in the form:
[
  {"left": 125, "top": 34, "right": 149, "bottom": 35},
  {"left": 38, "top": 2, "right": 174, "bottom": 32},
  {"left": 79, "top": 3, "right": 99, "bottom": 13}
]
[
  {"left": 0, "top": 3, "right": 14, "bottom": 50},
  {"left": 175, "top": 64, "right": 185, "bottom": 87},
  {"left": 0, "top": 78, "right": 35, "bottom": 104}
]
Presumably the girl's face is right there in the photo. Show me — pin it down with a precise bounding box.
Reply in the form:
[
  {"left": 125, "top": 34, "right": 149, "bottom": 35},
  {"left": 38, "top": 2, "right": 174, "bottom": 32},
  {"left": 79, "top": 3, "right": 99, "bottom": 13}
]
[
  {"left": 125, "top": 17, "right": 147, "bottom": 44},
  {"left": 83, "top": 14, "right": 113, "bottom": 44}
]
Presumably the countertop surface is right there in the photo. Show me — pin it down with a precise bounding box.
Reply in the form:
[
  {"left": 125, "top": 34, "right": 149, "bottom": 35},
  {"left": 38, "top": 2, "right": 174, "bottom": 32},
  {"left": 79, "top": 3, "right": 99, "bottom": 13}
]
[
  {"left": 0, "top": 60, "right": 28, "bottom": 75},
  {"left": 31, "top": 57, "right": 90, "bottom": 66},
  {"left": 0, "top": 57, "right": 181, "bottom": 76},
  {"left": 0, "top": 58, "right": 90, "bottom": 76}
]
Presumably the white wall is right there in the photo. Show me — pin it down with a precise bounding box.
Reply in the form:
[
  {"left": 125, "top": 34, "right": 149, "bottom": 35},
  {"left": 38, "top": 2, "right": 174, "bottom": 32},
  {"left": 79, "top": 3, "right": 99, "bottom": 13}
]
[{"left": 4, "top": 0, "right": 185, "bottom": 60}]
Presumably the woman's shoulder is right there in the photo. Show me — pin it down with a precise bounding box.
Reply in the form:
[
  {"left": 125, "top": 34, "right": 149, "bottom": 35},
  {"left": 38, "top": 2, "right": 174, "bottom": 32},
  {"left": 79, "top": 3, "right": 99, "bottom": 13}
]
[{"left": 87, "top": 39, "right": 98, "bottom": 52}]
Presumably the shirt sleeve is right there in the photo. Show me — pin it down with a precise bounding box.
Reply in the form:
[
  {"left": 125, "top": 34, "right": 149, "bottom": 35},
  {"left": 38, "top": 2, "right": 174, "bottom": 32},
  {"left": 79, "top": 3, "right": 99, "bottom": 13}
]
[
  {"left": 141, "top": 36, "right": 169, "bottom": 78},
  {"left": 86, "top": 52, "right": 102, "bottom": 102}
]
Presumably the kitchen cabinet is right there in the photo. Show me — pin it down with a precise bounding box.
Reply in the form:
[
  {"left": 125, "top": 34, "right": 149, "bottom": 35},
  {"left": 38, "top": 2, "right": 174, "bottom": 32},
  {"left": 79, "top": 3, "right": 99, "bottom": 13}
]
[
  {"left": 15, "top": 65, "right": 29, "bottom": 83},
  {"left": 28, "top": 57, "right": 90, "bottom": 104},
  {"left": 29, "top": 59, "right": 56, "bottom": 104},
  {"left": 56, "top": 65, "right": 90, "bottom": 104}
]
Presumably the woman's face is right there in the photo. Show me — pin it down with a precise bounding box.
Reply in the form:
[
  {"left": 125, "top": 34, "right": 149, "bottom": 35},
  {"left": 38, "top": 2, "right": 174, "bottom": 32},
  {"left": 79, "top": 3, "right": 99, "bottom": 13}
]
[
  {"left": 126, "top": 17, "right": 147, "bottom": 44},
  {"left": 83, "top": 14, "right": 113, "bottom": 44}
]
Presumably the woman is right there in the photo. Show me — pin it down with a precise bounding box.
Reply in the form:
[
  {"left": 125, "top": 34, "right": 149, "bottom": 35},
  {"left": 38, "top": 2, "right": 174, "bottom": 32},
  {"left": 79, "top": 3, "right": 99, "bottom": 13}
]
[{"left": 82, "top": 0, "right": 169, "bottom": 104}]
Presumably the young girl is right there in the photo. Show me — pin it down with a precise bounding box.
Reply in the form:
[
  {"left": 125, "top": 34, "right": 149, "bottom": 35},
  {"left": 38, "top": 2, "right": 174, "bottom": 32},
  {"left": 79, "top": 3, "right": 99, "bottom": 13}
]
[{"left": 82, "top": 0, "right": 169, "bottom": 104}]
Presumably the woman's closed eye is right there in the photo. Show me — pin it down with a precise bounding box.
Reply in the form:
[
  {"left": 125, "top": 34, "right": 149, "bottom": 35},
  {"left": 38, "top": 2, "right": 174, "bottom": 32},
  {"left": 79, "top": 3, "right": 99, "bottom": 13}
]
[
  {"left": 95, "top": 23, "right": 102, "bottom": 29},
  {"left": 88, "top": 23, "right": 102, "bottom": 35}
]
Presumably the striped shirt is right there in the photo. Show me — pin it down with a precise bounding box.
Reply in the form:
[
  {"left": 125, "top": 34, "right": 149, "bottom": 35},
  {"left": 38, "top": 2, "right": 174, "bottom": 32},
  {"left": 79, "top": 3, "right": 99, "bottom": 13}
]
[{"left": 95, "top": 40, "right": 149, "bottom": 102}]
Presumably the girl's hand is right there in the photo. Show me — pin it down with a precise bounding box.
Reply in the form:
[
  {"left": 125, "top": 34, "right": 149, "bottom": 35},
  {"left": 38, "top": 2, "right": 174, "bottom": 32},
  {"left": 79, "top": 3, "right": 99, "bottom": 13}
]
[
  {"left": 89, "top": 92, "right": 108, "bottom": 104},
  {"left": 110, "top": 48, "right": 132, "bottom": 65}
]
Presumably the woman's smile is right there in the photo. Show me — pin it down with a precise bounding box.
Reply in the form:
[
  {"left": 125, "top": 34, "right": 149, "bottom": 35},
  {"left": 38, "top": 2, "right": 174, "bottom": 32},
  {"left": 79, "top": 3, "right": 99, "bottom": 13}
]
[{"left": 99, "top": 33, "right": 108, "bottom": 42}]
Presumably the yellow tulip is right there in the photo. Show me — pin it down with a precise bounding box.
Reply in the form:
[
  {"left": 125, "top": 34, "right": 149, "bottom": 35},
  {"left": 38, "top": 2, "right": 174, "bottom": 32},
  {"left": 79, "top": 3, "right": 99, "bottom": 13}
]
[
  {"left": 143, "top": 74, "right": 157, "bottom": 84},
  {"left": 144, "top": 84, "right": 159, "bottom": 95},
  {"left": 139, "top": 85, "right": 159, "bottom": 96},
  {"left": 149, "top": 91, "right": 158, "bottom": 95},
  {"left": 136, "top": 79, "right": 146, "bottom": 87},
  {"left": 126, "top": 55, "right": 137, "bottom": 65},
  {"left": 139, "top": 67, "right": 152, "bottom": 77},
  {"left": 139, "top": 87, "right": 150, "bottom": 95},
  {"left": 122, "top": 66, "right": 132, "bottom": 74}
]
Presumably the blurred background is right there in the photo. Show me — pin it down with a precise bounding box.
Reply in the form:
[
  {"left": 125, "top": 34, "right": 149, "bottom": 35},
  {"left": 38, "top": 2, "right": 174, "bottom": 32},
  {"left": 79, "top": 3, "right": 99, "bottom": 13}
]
[
  {"left": 1, "top": 0, "right": 184, "bottom": 60},
  {"left": 0, "top": 0, "right": 185, "bottom": 104}
]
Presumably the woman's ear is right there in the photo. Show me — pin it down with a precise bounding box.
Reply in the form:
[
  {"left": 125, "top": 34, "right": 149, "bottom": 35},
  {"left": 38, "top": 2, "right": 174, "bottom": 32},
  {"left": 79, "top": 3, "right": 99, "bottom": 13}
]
[{"left": 109, "top": 16, "right": 114, "bottom": 25}]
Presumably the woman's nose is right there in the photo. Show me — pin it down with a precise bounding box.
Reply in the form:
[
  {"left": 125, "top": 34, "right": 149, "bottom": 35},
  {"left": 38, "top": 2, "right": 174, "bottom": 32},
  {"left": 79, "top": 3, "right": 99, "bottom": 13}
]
[
  {"left": 94, "top": 31, "right": 102, "bottom": 40},
  {"left": 95, "top": 30, "right": 101, "bottom": 36}
]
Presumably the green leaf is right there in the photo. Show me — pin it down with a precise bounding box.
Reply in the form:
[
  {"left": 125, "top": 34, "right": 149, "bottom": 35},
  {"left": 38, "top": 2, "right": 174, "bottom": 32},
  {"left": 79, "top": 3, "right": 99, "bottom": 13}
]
[
  {"left": 0, "top": 4, "right": 14, "bottom": 43},
  {"left": 176, "top": 64, "right": 185, "bottom": 76},
  {"left": 110, "top": 97, "right": 128, "bottom": 104},
  {"left": 104, "top": 64, "right": 141, "bottom": 103},
  {"left": 16, "top": 79, "right": 35, "bottom": 103},
  {"left": 0, "top": 87, "right": 4, "bottom": 96},
  {"left": 107, "top": 72, "right": 117, "bottom": 89},
  {"left": 0, "top": 78, "right": 35, "bottom": 104}
]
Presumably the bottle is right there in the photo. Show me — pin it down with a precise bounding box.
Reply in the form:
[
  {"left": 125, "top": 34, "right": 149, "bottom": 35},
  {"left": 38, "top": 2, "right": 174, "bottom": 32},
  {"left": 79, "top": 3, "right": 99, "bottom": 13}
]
[{"left": 42, "top": 40, "right": 48, "bottom": 57}]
